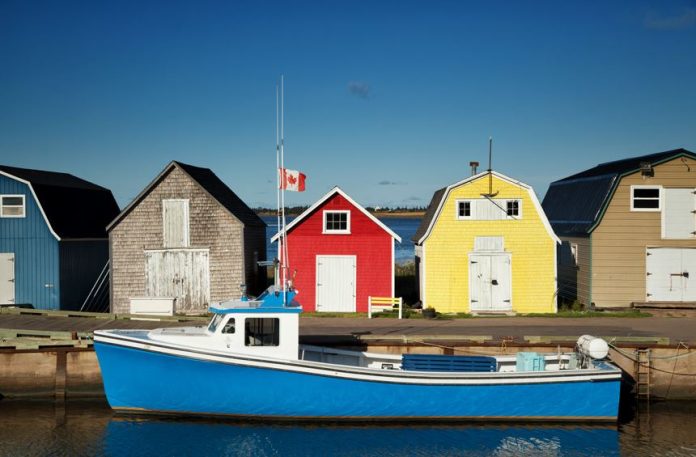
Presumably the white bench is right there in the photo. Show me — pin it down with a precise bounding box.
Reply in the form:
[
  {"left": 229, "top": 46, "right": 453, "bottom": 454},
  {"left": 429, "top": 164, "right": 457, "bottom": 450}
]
[
  {"left": 129, "top": 297, "right": 176, "bottom": 316},
  {"left": 368, "top": 296, "right": 403, "bottom": 319}
]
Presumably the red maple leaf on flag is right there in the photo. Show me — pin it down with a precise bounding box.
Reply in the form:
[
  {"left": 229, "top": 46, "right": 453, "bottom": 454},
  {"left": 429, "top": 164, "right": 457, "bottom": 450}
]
[{"left": 287, "top": 174, "right": 297, "bottom": 185}]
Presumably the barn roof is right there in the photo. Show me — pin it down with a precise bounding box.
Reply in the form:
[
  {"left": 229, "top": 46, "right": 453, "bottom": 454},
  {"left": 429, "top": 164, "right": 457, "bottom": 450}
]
[
  {"left": 542, "top": 148, "right": 696, "bottom": 236},
  {"left": 0, "top": 164, "right": 120, "bottom": 240},
  {"left": 413, "top": 170, "right": 559, "bottom": 245},
  {"left": 270, "top": 186, "right": 401, "bottom": 243},
  {"left": 107, "top": 161, "right": 265, "bottom": 231}
]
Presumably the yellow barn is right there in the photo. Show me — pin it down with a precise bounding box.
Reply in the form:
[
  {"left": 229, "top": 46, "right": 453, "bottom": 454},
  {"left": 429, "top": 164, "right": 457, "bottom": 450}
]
[{"left": 414, "top": 171, "right": 560, "bottom": 314}]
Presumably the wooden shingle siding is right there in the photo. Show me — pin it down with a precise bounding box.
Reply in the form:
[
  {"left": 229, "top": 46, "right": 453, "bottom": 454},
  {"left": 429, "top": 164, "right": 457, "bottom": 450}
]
[
  {"left": 110, "top": 167, "right": 246, "bottom": 313},
  {"left": 591, "top": 157, "right": 696, "bottom": 307},
  {"left": 423, "top": 175, "right": 557, "bottom": 313}
]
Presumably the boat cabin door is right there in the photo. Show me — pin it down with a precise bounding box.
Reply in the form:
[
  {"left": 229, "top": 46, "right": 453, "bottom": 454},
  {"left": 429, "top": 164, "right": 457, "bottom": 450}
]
[{"left": 221, "top": 316, "right": 237, "bottom": 348}]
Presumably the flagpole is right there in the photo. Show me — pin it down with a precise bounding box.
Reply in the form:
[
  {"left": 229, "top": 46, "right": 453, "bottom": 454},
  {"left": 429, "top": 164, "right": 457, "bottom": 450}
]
[
  {"left": 280, "top": 75, "right": 287, "bottom": 306},
  {"left": 275, "top": 84, "right": 281, "bottom": 289}
]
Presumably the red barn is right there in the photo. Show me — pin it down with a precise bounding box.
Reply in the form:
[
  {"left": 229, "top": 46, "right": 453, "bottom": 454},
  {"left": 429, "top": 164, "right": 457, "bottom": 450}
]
[{"left": 271, "top": 187, "right": 401, "bottom": 313}]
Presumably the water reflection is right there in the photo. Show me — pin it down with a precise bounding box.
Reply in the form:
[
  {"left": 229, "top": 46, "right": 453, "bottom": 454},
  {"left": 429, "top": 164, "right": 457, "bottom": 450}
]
[
  {"left": 1, "top": 399, "right": 696, "bottom": 457},
  {"left": 104, "top": 421, "right": 617, "bottom": 457}
]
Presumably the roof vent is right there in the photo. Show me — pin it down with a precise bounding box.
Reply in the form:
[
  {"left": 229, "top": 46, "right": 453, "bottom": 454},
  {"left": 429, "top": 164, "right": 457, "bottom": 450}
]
[{"left": 640, "top": 162, "right": 654, "bottom": 177}]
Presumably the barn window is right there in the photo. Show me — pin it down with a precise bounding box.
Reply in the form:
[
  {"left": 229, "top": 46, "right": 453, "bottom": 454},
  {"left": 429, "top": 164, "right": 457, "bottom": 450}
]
[
  {"left": 456, "top": 200, "right": 472, "bottom": 219},
  {"left": 506, "top": 200, "right": 520, "bottom": 217},
  {"left": 323, "top": 210, "right": 350, "bottom": 234},
  {"left": 162, "top": 199, "right": 190, "bottom": 247},
  {"left": 631, "top": 186, "right": 661, "bottom": 211},
  {"left": 0, "top": 195, "right": 25, "bottom": 218},
  {"left": 245, "top": 318, "right": 279, "bottom": 346}
]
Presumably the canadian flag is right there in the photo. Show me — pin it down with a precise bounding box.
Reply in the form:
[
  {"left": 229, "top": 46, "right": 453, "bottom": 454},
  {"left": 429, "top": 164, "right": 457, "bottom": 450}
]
[{"left": 279, "top": 168, "right": 306, "bottom": 192}]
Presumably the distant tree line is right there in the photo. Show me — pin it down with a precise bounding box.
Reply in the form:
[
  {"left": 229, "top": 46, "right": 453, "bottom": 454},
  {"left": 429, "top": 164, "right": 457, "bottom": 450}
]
[{"left": 254, "top": 205, "right": 426, "bottom": 216}]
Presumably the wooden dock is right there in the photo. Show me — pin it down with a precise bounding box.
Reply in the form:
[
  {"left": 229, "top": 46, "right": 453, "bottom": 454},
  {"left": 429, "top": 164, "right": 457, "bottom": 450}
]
[{"left": 1, "top": 308, "right": 696, "bottom": 400}]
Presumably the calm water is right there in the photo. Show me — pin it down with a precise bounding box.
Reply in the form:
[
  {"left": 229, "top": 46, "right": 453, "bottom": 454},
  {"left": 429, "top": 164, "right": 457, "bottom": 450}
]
[
  {"left": 263, "top": 216, "right": 420, "bottom": 265},
  {"left": 1, "top": 400, "right": 696, "bottom": 456}
]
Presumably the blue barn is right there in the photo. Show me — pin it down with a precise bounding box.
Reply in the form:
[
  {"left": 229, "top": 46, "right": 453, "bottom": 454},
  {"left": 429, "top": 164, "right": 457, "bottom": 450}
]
[{"left": 0, "top": 165, "right": 120, "bottom": 310}]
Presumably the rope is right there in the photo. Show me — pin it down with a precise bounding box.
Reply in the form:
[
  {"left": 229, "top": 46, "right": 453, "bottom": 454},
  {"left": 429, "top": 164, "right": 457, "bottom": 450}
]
[{"left": 609, "top": 343, "right": 696, "bottom": 377}]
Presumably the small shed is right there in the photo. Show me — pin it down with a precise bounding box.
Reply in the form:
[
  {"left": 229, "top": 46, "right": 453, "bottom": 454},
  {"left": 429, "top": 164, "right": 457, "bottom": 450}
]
[
  {"left": 543, "top": 148, "right": 696, "bottom": 308},
  {"left": 271, "top": 187, "right": 401, "bottom": 313},
  {"left": 108, "top": 161, "right": 266, "bottom": 314},
  {"left": 0, "top": 165, "right": 120, "bottom": 310},
  {"left": 414, "top": 171, "right": 559, "bottom": 314}
]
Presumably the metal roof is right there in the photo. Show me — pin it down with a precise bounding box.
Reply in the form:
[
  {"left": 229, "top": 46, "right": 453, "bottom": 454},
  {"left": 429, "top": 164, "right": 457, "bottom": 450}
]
[
  {"left": 0, "top": 164, "right": 120, "bottom": 239},
  {"left": 542, "top": 148, "right": 696, "bottom": 236},
  {"left": 107, "top": 161, "right": 265, "bottom": 231}
]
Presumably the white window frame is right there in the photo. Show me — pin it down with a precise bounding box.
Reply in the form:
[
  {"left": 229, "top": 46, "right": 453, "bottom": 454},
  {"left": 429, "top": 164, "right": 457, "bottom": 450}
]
[
  {"left": 0, "top": 194, "right": 26, "bottom": 218},
  {"left": 630, "top": 185, "right": 661, "bottom": 212},
  {"left": 571, "top": 243, "right": 579, "bottom": 267},
  {"left": 322, "top": 210, "right": 351, "bottom": 234},
  {"left": 456, "top": 200, "right": 473, "bottom": 220},
  {"left": 505, "top": 199, "right": 522, "bottom": 219}
]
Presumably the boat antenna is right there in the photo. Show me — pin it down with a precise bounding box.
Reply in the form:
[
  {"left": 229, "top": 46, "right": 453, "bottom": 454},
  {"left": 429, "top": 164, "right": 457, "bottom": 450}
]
[
  {"left": 280, "top": 75, "right": 290, "bottom": 306},
  {"left": 275, "top": 84, "right": 281, "bottom": 289}
]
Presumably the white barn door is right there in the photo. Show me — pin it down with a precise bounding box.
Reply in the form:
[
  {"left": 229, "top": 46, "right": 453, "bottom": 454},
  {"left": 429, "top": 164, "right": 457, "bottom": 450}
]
[
  {"left": 662, "top": 189, "right": 696, "bottom": 239},
  {"left": 316, "top": 255, "right": 356, "bottom": 312},
  {"left": 145, "top": 249, "right": 210, "bottom": 312},
  {"left": 163, "top": 199, "right": 190, "bottom": 248},
  {"left": 0, "top": 253, "right": 15, "bottom": 305},
  {"left": 469, "top": 253, "right": 512, "bottom": 311},
  {"left": 647, "top": 248, "right": 696, "bottom": 301}
]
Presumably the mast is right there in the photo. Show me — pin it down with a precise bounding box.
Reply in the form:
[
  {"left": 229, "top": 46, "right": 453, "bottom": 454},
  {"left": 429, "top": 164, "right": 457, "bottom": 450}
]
[
  {"left": 275, "top": 84, "right": 281, "bottom": 289},
  {"left": 280, "top": 76, "right": 289, "bottom": 305}
]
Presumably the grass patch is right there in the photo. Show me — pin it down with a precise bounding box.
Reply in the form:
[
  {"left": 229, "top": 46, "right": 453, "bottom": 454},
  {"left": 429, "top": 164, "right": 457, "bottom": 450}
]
[{"left": 521, "top": 310, "right": 652, "bottom": 318}]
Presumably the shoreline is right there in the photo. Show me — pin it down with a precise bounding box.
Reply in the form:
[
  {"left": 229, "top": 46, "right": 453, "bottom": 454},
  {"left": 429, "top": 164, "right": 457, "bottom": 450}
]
[{"left": 257, "top": 211, "right": 424, "bottom": 218}]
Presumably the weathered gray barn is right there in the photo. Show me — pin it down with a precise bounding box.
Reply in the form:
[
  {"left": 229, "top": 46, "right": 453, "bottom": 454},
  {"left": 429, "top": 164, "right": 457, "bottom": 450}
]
[{"left": 107, "top": 161, "right": 267, "bottom": 314}]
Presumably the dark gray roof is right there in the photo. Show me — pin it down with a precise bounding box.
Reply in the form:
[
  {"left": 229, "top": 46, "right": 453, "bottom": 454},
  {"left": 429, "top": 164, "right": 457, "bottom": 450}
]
[
  {"left": 0, "top": 164, "right": 120, "bottom": 239},
  {"left": 174, "top": 162, "right": 265, "bottom": 228},
  {"left": 542, "top": 148, "right": 696, "bottom": 236},
  {"left": 108, "top": 161, "right": 265, "bottom": 231},
  {"left": 413, "top": 187, "right": 446, "bottom": 244}
]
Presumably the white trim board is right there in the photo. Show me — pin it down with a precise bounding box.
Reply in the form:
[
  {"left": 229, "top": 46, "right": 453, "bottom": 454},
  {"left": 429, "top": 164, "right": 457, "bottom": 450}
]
[
  {"left": 271, "top": 186, "right": 401, "bottom": 243},
  {"left": 416, "top": 171, "right": 560, "bottom": 245},
  {"left": 0, "top": 170, "right": 61, "bottom": 241}
]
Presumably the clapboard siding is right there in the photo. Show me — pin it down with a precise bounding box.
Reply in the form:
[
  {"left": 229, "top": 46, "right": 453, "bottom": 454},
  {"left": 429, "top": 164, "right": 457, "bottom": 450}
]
[
  {"left": 282, "top": 191, "right": 395, "bottom": 313},
  {"left": 0, "top": 174, "right": 60, "bottom": 309},
  {"left": 591, "top": 157, "right": 696, "bottom": 307},
  {"left": 110, "top": 166, "right": 247, "bottom": 313}
]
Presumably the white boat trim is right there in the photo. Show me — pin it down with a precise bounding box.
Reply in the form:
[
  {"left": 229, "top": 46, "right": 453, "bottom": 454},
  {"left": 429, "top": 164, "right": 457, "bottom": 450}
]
[{"left": 95, "top": 330, "right": 621, "bottom": 386}]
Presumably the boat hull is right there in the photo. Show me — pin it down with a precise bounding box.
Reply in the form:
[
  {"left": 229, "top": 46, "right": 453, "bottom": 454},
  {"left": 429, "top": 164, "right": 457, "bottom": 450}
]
[{"left": 95, "top": 338, "right": 620, "bottom": 422}]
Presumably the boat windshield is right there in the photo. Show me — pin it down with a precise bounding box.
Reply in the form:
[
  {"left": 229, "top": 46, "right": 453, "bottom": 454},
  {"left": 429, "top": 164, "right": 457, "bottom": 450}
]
[{"left": 207, "top": 314, "right": 224, "bottom": 333}]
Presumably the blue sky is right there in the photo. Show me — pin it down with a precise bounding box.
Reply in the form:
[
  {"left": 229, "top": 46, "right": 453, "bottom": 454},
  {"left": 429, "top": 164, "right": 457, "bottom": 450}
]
[{"left": 1, "top": 1, "right": 695, "bottom": 209}]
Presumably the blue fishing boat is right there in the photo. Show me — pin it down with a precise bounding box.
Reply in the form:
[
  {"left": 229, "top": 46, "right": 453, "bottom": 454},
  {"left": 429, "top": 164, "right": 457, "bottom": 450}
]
[
  {"left": 94, "top": 81, "right": 620, "bottom": 422},
  {"left": 94, "top": 286, "right": 621, "bottom": 422}
]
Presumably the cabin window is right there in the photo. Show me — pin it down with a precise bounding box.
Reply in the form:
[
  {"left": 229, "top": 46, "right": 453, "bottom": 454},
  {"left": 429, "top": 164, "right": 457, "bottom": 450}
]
[
  {"left": 323, "top": 210, "right": 350, "bottom": 234},
  {"left": 456, "top": 200, "right": 472, "bottom": 219},
  {"left": 631, "top": 186, "right": 661, "bottom": 211},
  {"left": 506, "top": 200, "right": 520, "bottom": 217},
  {"left": 207, "top": 314, "right": 224, "bottom": 333},
  {"left": 0, "top": 195, "right": 25, "bottom": 218},
  {"left": 222, "top": 318, "right": 236, "bottom": 334},
  {"left": 245, "top": 318, "right": 280, "bottom": 346}
]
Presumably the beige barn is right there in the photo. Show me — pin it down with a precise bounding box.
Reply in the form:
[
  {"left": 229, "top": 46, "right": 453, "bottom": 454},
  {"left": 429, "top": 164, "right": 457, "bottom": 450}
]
[
  {"left": 108, "top": 161, "right": 266, "bottom": 314},
  {"left": 542, "top": 148, "right": 696, "bottom": 309}
]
